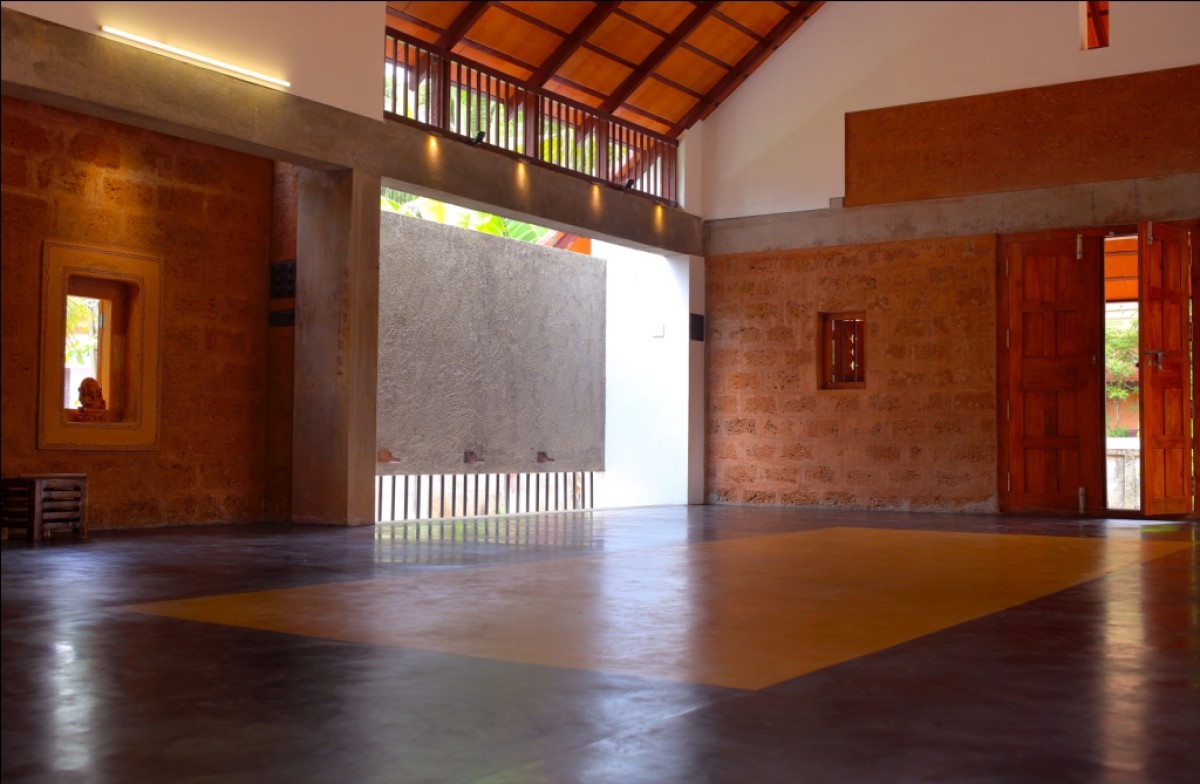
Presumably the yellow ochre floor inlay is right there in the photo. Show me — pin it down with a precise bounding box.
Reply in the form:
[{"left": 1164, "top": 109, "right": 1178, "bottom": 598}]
[{"left": 122, "top": 527, "right": 1192, "bottom": 690}]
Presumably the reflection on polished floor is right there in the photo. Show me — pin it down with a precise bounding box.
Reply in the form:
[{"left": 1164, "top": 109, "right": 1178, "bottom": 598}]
[{"left": 2, "top": 506, "right": 1197, "bottom": 784}]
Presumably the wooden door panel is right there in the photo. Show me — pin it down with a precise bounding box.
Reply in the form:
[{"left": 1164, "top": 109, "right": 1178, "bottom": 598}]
[
  {"left": 1001, "top": 235, "right": 1104, "bottom": 513},
  {"left": 1139, "top": 222, "right": 1193, "bottom": 515},
  {"left": 1022, "top": 358, "right": 1084, "bottom": 390}
]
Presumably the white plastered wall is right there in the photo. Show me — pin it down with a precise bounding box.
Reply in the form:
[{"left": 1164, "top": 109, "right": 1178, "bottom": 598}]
[
  {"left": 596, "top": 241, "right": 695, "bottom": 508},
  {"left": 700, "top": 0, "right": 1200, "bottom": 219},
  {"left": 1, "top": 1, "right": 383, "bottom": 119}
]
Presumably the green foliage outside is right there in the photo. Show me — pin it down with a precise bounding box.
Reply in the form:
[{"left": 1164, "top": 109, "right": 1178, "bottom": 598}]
[
  {"left": 385, "top": 71, "right": 631, "bottom": 181},
  {"left": 381, "top": 187, "right": 554, "bottom": 244},
  {"left": 64, "top": 295, "right": 100, "bottom": 408},
  {"left": 65, "top": 296, "right": 98, "bottom": 366},
  {"left": 1104, "top": 315, "right": 1139, "bottom": 436}
]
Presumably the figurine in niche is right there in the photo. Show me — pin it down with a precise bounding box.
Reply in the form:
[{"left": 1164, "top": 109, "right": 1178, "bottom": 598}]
[{"left": 76, "top": 377, "right": 107, "bottom": 421}]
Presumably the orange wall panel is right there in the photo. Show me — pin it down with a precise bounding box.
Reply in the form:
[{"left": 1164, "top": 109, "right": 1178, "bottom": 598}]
[
  {"left": 845, "top": 65, "right": 1200, "bottom": 208},
  {"left": 1, "top": 97, "right": 275, "bottom": 528}
]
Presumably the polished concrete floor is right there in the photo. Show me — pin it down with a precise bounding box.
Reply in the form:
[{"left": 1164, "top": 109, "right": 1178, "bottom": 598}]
[{"left": 2, "top": 506, "right": 1196, "bottom": 784}]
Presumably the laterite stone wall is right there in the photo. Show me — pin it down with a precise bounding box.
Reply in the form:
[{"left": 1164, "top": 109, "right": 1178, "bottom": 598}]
[
  {"left": 706, "top": 235, "right": 999, "bottom": 512},
  {"left": 845, "top": 65, "right": 1200, "bottom": 207},
  {"left": 1, "top": 97, "right": 275, "bottom": 528}
]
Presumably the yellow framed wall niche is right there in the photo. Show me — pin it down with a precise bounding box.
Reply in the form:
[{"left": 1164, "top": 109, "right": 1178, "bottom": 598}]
[{"left": 39, "top": 241, "right": 163, "bottom": 450}]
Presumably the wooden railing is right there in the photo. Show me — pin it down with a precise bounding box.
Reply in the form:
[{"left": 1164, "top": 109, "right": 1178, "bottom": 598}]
[{"left": 385, "top": 28, "right": 678, "bottom": 205}]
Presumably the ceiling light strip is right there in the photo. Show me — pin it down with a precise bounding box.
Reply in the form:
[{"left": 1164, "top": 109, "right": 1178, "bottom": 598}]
[{"left": 100, "top": 26, "right": 291, "bottom": 88}]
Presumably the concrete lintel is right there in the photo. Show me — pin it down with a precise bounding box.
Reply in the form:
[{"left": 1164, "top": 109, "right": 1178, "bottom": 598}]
[
  {"left": 704, "top": 173, "right": 1200, "bottom": 257},
  {"left": 1, "top": 7, "right": 701, "bottom": 256}
]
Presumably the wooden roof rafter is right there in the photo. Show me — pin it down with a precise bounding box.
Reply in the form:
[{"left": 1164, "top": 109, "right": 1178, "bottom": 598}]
[
  {"left": 382, "top": 1, "right": 825, "bottom": 140},
  {"left": 614, "top": 103, "right": 679, "bottom": 130},
  {"left": 669, "top": 0, "right": 824, "bottom": 135},
  {"left": 611, "top": 6, "right": 670, "bottom": 36},
  {"left": 436, "top": 1, "right": 492, "bottom": 49},
  {"left": 649, "top": 74, "right": 705, "bottom": 101},
  {"left": 680, "top": 42, "right": 734, "bottom": 70},
  {"left": 547, "top": 74, "right": 608, "bottom": 103},
  {"left": 531, "top": 3, "right": 618, "bottom": 87},
  {"left": 457, "top": 38, "right": 540, "bottom": 74},
  {"left": 600, "top": 1, "right": 719, "bottom": 114},
  {"left": 492, "top": 2, "right": 572, "bottom": 37},
  {"left": 581, "top": 41, "right": 639, "bottom": 72},
  {"left": 711, "top": 9, "right": 767, "bottom": 43},
  {"left": 386, "top": 7, "right": 442, "bottom": 37}
]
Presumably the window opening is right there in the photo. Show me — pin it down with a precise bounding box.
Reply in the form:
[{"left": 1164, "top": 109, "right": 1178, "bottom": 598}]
[
  {"left": 1082, "top": 1, "right": 1110, "bottom": 50},
  {"left": 381, "top": 187, "right": 592, "bottom": 254},
  {"left": 64, "top": 295, "right": 102, "bottom": 408},
  {"left": 39, "top": 241, "right": 162, "bottom": 449},
  {"left": 1103, "top": 235, "right": 1139, "bottom": 510},
  {"left": 820, "top": 312, "right": 866, "bottom": 389},
  {"left": 63, "top": 276, "right": 129, "bottom": 421}
]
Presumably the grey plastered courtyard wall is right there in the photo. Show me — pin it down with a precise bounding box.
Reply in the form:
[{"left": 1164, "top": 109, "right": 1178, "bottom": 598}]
[{"left": 377, "top": 213, "right": 605, "bottom": 474}]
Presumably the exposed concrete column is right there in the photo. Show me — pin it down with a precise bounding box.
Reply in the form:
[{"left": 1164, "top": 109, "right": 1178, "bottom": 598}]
[
  {"left": 687, "top": 254, "right": 706, "bottom": 505},
  {"left": 266, "top": 162, "right": 299, "bottom": 523},
  {"left": 292, "top": 167, "right": 380, "bottom": 526}
]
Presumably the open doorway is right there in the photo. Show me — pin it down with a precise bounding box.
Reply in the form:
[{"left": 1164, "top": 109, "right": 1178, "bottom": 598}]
[
  {"left": 1103, "top": 235, "right": 1140, "bottom": 510},
  {"left": 998, "top": 222, "right": 1196, "bottom": 517}
]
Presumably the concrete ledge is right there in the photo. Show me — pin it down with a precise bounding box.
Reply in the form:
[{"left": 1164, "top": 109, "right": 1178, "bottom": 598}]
[{"left": 705, "top": 173, "right": 1200, "bottom": 256}]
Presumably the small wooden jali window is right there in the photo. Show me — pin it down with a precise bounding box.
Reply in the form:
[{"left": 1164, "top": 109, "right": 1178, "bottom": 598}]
[{"left": 820, "top": 312, "right": 865, "bottom": 389}]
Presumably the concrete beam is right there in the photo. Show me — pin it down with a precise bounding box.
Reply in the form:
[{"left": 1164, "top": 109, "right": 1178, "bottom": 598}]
[{"left": 705, "top": 173, "right": 1200, "bottom": 256}]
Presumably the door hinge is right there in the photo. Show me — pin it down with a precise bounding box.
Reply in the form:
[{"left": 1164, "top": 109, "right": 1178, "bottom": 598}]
[
  {"left": 1004, "top": 256, "right": 1009, "bottom": 277},
  {"left": 1005, "top": 400, "right": 1011, "bottom": 421},
  {"left": 1005, "top": 328, "right": 1010, "bottom": 349},
  {"left": 1078, "top": 487, "right": 1086, "bottom": 514},
  {"left": 1076, "top": 234, "right": 1083, "bottom": 260},
  {"left": 1006, "top": 473, "right": 1011, "bottom": 493},
  {"left": 1147, "top": 221, "right": 1154, "bottom": 245}
]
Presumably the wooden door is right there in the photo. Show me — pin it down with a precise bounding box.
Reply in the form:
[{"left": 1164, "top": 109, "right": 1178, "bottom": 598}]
[
  {"left": 1138, "top": 221, "right": 1194, "bottom": 515},
  {"left": 1000, "top": 234, "right": 1105, "bottom": 513}
]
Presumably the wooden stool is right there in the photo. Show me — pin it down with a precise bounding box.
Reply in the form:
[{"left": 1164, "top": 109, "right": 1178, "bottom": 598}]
[{"left": 0, "top": 474, "right": 88, "bottom": 541}]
